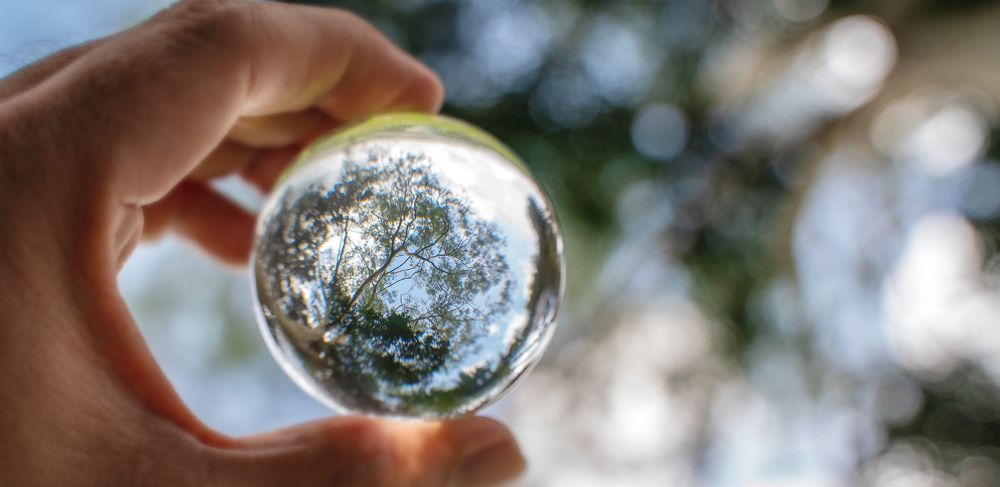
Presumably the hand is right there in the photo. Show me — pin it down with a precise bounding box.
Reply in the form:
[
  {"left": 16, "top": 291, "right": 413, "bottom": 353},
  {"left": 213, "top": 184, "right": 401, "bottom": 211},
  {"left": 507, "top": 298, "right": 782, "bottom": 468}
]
[{"left": 0, "top": 1, "right": 524, "bottom": 485}]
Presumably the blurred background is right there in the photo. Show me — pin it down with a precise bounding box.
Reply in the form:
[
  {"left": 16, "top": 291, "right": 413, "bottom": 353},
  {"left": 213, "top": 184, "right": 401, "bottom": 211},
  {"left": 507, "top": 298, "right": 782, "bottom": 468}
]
[{"left": 5, "top": 0, "right": 1000, "bottom": 485}]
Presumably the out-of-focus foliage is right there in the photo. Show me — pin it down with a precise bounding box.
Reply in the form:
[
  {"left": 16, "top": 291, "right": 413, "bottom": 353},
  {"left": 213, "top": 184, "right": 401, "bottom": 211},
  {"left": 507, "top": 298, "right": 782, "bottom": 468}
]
[{"left": 275, "top": 0, "right": 1000, "bottom": 484}]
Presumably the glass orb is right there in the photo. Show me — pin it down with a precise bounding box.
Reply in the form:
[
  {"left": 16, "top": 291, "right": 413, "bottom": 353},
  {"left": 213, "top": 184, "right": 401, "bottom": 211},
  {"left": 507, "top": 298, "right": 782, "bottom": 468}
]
[{"left": 252, "top": 113, "right": 563, "bottom": 419}]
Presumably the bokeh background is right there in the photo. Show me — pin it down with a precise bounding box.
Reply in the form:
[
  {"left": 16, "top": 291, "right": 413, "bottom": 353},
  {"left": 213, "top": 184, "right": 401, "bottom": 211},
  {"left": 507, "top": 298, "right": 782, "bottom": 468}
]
[{"left": 5, "top": 0, "right": 1000, "bottom": 485}]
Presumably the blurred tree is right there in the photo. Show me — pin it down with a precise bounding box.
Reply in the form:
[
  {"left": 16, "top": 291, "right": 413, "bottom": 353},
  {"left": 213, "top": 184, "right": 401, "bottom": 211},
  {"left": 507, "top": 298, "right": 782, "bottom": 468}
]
[{"left": 277, "top": 0, "right": 1000, "bottom": 482}]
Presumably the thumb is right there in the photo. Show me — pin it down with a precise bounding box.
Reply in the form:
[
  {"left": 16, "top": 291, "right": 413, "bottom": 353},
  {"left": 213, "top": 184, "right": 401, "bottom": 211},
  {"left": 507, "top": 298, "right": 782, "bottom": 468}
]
[{"left": 205, "top": 416, "right": 525, "bottom": 487}]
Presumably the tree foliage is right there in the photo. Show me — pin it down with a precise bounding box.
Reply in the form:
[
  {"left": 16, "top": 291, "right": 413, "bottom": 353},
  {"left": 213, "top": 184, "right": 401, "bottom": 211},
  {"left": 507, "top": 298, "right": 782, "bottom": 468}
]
[{"left": 261, "top": 147, "right": 514, "bottom": 412}]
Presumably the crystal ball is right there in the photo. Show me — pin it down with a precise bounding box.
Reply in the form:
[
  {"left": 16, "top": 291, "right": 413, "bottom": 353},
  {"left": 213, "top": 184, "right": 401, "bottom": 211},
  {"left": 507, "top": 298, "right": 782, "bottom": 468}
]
[{"left": 252, "top": 113, "right": 563, "bottom": 419}]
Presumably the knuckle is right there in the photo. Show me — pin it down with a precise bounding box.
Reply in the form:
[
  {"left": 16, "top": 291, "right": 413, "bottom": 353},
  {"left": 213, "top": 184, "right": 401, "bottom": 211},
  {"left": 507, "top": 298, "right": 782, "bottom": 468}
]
[
  {"left": 324, "top": 7, "right": 367, "bottom": 28},
  {"left": 134, "top": 0, "right": 262, "bottom": 96},
  {"left": 164, "top": 0, "right": 243, "bottom": 22},
  {"left": 157, "top": 0, "right": 255, "bottom": 52},
  {"left": 326, "top": 7, "right": 385, "bottom": 45}
]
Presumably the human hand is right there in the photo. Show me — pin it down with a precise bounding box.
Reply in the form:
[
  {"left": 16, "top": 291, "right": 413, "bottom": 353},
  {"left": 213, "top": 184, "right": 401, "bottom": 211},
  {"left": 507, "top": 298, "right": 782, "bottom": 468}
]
[{"left": 0, "top": 1, "right": 524, "bottom": 485}]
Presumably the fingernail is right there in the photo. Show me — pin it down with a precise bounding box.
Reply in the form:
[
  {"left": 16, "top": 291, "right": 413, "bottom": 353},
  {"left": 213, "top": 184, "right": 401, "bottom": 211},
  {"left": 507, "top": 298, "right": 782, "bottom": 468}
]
[{"left": 454, "top": 440, "right": 526, "bottom": 486}]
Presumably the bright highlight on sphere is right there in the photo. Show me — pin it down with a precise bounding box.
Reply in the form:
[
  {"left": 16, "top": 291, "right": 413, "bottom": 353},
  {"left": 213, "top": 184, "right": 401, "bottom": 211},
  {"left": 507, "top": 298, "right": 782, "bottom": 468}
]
[{"left": 252, "top": 113, "right": 563, "bottom": 419}]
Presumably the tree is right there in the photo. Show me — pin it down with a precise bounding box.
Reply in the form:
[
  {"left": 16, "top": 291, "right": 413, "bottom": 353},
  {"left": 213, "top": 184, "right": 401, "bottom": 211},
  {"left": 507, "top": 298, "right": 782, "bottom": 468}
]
[
  {"left": 395, "top": 197, "right": 563, "bottom": 413},
  {"left": 258, "top": 145, "right": 513, "bottom": 413}
]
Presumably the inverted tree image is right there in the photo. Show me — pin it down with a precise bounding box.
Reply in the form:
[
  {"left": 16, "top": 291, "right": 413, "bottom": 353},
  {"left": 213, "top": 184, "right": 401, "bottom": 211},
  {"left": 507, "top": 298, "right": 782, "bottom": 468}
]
[{"left": 257, "top": 146, "right": 514, "bottom": 413}]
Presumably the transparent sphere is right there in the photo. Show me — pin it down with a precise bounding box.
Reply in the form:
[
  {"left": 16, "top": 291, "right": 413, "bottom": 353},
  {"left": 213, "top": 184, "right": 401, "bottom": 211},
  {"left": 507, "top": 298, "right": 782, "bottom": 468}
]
[{"left": 252, "top": 113, "right": 563, "bottom": 419}]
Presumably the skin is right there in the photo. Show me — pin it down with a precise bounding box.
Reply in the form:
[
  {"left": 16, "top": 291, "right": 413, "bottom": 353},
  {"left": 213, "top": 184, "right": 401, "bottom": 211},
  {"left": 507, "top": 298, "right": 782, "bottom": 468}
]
[{"left": 0, "top": 1, "right": 525, "bottom": 485}]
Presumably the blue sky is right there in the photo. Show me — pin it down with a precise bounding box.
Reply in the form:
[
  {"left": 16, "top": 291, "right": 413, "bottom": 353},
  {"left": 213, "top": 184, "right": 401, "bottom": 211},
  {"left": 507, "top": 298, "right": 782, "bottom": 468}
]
[{"left": 0, "top": 0, "right": 173, "bottom": 77}]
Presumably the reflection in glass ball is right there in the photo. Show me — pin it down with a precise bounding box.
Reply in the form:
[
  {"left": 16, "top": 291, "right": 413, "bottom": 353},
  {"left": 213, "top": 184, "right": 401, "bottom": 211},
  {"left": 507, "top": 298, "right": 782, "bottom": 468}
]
[{"left": 252, "top": 114, "right": 563, "bottom": 419}]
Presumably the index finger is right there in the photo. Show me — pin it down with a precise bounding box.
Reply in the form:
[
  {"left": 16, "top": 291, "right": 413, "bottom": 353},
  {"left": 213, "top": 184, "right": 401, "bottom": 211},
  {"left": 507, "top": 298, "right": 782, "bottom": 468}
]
[{"left": 13, "top": 0, "right": 443, "bottom": 206}]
